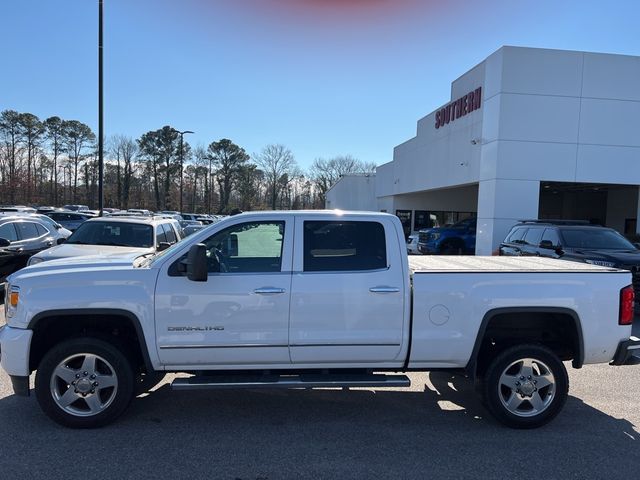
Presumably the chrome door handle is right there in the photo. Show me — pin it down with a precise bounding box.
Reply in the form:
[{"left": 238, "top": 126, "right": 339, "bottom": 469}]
[
  {"left": 254, "top": 287, "right": 286, "bottom": 295},
  {"left": 369, "top": 286, "right": 400, "bottom": 293}
]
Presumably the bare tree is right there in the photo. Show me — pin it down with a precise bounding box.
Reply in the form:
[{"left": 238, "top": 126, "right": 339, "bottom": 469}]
[
  {"left": 235, "top": 164, "right": 262, "bottom": 211},
  {"left": 138, "top": 126, "right": 180, "bottom": 210},
  {"left": 63, "top": 120, "right": 95, "bottom": 203},
  {"left": 110, "top": 135, "right": 138, "bottom": 208},
  {"left": 44, "top": 117, "right": 65, "bottom": 205},
  {"left": 18, "top": 113, "right": 45, "bottom": 201},
  {"left": 207, "top": 139, "right": 249, "bottom": 214},
  {"left": 0, "top": 110, "right": 25, "bottom": 203},
  {"left": 255, "top": 144, "right": 298, "bottom": 210},
  {"left": 309, "top": 155, "right": 376, "bottom": 204},
  {"left": 190, "top": 145, "right": 209, "bottom": 212}
]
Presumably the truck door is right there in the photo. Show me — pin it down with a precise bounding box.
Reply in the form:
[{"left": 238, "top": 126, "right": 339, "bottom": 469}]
[
  {"left": 289, "top": 216, "right": 406, "bottom": 364},
  {"left": 154, "top": 217, "right": 293, "bottom": 367}
]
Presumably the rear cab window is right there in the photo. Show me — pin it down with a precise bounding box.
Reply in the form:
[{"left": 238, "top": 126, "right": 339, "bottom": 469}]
[{"left": 302, "top": 220, "right": 387, "bottom": 272}]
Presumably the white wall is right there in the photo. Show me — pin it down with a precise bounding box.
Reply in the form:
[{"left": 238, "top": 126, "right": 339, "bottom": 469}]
[
  {"left": 475, "top": 47, "right": 640, "bottom": 253},
  {"left": 365, "top": 47, "right": 640, "bottom": 254},
  {"left": 325, "top": 175, "right": 377, "bottom": 211}
]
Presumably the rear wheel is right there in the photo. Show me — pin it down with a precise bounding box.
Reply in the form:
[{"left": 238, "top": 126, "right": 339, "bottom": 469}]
[
  {"left": 35, "top": 337, "right": 135, "bottom": 428},
  {"left": 482, "top": 344, "right": 568, "bottom": 429}
]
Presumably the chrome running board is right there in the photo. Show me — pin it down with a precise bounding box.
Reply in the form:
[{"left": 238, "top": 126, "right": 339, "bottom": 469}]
[{"left": 171, "top": 373, "right": 411, "bottom": 390}]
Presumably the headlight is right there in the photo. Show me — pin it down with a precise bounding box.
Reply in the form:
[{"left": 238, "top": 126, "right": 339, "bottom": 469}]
[
  {"left": 5, "top": 285, "right": 19, "bottom": 319},
  {"left": 585, "top": 259, "right": 616, "bottom": 268},
  {"left": 431, "top": 233, "right": 441, "bottom": 241},
  {"left": 28, "top": 257, "right": 44, "bottom": 266}
]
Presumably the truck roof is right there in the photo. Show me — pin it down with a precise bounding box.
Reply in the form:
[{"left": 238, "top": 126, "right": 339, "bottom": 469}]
[{"left": 233, "top": 210, "right": 396, "bottom": 218}]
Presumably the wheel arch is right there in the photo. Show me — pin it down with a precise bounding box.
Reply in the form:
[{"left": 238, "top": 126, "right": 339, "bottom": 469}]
[
  {"left": 28, "top": 308, "right": 154, "bottom": 374},
  {"left": 465, "top": 307, "right": 584, "bottom": 378}
]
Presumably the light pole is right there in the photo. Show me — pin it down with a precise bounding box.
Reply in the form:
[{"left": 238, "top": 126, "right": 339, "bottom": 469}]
[
  {"left": 172, "top": 129, "right": 194, "bottom": 212},
  {"left": 98, "top": 0, "right": 104, "bottom": 215}
]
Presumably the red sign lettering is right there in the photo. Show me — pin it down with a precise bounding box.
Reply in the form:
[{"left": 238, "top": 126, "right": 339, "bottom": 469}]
[{"left": 435, "top": 86, "right": 482, "bottom": 129}]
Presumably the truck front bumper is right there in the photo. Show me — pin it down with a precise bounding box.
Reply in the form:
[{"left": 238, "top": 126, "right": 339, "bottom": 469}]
[
  {"left": 611, "top": 336, "right": 640, "bottom": 366},
  {"left": 0, "top": 325, "right": 33, "bottom": 377},
  {"left": 417, "top": 243, "right": 438, "bottom": 255},
  {"left": 0, "top": 325, "right": 32, "bottom": 396}
]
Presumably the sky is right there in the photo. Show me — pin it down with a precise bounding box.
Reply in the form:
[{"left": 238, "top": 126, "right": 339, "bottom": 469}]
[{"left": 2, "top": 0, "right": 640, "bottom": 169}]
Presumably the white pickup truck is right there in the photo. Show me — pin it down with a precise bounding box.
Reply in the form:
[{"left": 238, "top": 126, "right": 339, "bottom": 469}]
[{"left": 0, "top": 211, "right": 638, "bottom": 429}]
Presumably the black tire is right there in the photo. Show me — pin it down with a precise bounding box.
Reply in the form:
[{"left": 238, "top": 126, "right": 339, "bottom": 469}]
[
  {"left": 35, "top": 337, "right": 135, "bottom": 428},
  {"left": 482, "top": 344, "right": 568, "bottom": 429}
]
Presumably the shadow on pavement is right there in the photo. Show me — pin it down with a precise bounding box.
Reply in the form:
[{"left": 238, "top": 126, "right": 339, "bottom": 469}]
[{"left": 0, "top": 371, "right": 637, "bottom": 480}]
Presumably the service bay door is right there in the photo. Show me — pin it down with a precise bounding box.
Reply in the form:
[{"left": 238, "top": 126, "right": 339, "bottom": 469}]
[{"left": 289, "top": 216, "right": 406, "bottom": 364}]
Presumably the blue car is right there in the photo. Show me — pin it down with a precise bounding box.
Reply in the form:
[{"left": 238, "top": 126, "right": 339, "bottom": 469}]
[{"left": 417, "top": 217, "right": 476, "bottom": 255}]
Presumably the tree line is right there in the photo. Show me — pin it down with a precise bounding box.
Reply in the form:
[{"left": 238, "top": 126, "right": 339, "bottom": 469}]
[{"left": 0, "top": 109, "right": 376, "bottom": 213}]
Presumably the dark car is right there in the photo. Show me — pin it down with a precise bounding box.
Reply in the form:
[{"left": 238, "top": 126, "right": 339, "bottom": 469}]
[
  {"left": 417, "top": 217, "right": 476, "bottom": 255},
  {"left": 45, "top": 210, "right": 94, "bottom": 232},
  {"left": 499, "top": 219, "right": 640, "bottom": 297},
  {"left": 0, "top": 216, "right": 58, "bottom": 292}
]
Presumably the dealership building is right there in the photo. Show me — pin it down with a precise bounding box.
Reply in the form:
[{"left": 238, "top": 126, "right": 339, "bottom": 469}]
[{"left": 326, "top": 46, "right": 640, "bottom": 255}]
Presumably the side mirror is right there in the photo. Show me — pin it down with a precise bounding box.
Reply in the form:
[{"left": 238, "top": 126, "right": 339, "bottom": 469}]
[
  {"left": 539, "top": 240, "right": 554, "bottom": 249},
  {"left": 187, "top": 243, "right": 208, "bottom": 282},
  {"left": 56, "top": 238, "right": 66, "bottom": 245},
  {"left": 158, "top": 242, "right": 171, "bottom": 251},
  {"left": 634, "top": 242, "right": 640, "bottom": 250},
  {"left": 0, "top": 238, "right": 10, "bottom": 248}
]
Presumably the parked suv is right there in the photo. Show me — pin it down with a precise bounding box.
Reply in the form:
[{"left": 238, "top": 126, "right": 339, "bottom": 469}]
[
  {"left": 0, "top": 216, "right": 60, "bottom": 287},
  {"left": 28, "top": 216, "right": 184, "bottom": 265},
  {"left": 499, "top": 220, "right": 640, "bottom": 297},
  {"left": 417, "top": 217, "right": 476, "bottom": 255},
  {"left": 45, "top": 210, "right": 95, "bottom": 232}
]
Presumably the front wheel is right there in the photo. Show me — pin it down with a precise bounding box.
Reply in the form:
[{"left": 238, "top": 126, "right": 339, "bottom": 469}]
[
  {"left": 35, "top": 337, "right": 135, "bottom": 428},
  {"left": 483, "top": 344, "right": 568, "bottom": 429}
]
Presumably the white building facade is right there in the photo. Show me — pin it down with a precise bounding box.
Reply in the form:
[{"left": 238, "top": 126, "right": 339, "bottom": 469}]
[{"left": 327, "top": 46, "right": 640, "bottom": 255}]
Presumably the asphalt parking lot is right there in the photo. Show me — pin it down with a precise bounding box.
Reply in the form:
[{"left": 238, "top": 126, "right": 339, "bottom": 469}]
[{"left": 1, "top": 317, "right": 638, "bottom": 480}]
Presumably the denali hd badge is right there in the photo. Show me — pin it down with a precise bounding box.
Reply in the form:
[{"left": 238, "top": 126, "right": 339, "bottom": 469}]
[{"left": 168, "top": 326, "right": 224, "bottom": 332}]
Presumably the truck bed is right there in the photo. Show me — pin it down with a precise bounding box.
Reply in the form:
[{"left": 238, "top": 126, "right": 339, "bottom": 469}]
[{"left": 408, "top": 255, "right": 619, "bottom": 274}]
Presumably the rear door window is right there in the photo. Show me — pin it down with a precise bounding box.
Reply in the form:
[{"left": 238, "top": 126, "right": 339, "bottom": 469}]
[
  {"left": 303, "top": 221, "right": 387, "bottom": 272},
  {"left": 0, "top": 223, "right": 18, "bottom": 242},
  {"left": 16, "top": 222, "right": 40, "bottom": 240},
  {"left": 35, "top": 223, "right": 49, "bottom": 236},
  {"left": 541, "top": 228, "right": 561, "bottom": 246},
  {"left": 523, "top": 227, "right": 544, "bottom": 246}
]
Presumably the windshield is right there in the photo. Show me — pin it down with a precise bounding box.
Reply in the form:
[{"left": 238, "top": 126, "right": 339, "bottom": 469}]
[
  {"left": 560, "top": 228, "right": 636, "bottom": 250},
  {"left": 66, "top": 221, "right": 154, "bottom": 248}
]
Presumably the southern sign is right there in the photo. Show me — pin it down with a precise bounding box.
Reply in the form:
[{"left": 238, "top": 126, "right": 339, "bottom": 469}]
[{"left": 435, "top": 87, "right": 482, "bottom": 129}]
